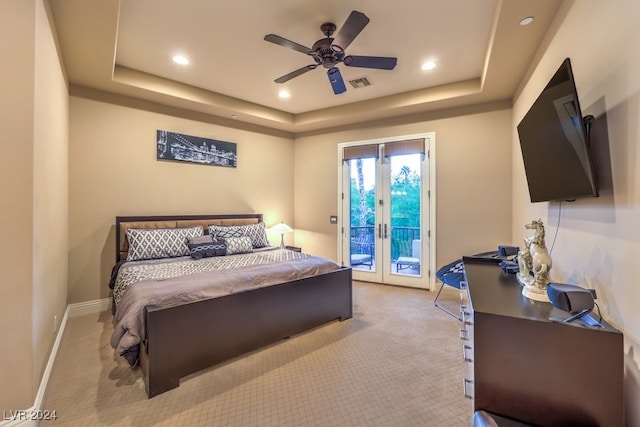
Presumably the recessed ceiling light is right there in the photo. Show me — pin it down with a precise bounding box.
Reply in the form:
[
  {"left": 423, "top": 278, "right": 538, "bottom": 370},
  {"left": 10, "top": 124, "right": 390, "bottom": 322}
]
[
  {"left": 278, "top": 90, "right": 290, "bottom": 99},
  {"left": 231, "top": 114, "right": 238, "bottom": 119},
  {"left": 421, "top": 61, "right": 436, "bottom": 71},
  {"left": 520, "top": 16, "right": 534, "bottom": 26},
  {"left": 172, "top": 55, "right": 189, "bottom": 65}
]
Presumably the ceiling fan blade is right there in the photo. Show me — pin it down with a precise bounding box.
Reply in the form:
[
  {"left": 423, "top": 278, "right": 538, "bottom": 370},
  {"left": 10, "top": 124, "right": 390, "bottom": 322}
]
[
  {"left": 264, "top": 34, "right": 313, "bottom": 55},
  {"left": 333, "top": 11, "right": 370, "bottom": 50},
  {"left": 344, "top": 55, "right": 398, "bottom": 70},
  {"left": 327, "top": 67, "right": 346, "bottom": 95},
  {"left": 274, "top": 64, "right": 317, "bottom": 84}
]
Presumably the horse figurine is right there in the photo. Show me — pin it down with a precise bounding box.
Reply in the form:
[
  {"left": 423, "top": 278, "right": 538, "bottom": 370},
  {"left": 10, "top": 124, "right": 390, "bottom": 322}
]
[{"left": 516, "top": 219, "right": 552, "bottom": 302}]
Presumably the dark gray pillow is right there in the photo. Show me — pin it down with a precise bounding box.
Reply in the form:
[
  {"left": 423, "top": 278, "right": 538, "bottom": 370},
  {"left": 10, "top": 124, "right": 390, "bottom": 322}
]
[{"left": 187, "top": 235, "right": 226, "bottom": 259}]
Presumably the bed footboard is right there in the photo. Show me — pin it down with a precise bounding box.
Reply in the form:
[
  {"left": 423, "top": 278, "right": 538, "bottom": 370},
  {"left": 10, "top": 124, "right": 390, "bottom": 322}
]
[{"left": 139, "top": 266, "right": 352, "bottom": 398}]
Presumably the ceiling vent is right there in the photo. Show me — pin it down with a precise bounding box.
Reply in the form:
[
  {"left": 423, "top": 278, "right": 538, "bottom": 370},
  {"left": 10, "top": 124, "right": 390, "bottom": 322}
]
[{"left": 348, "top": 77, "right": 372, "bottom": 89}]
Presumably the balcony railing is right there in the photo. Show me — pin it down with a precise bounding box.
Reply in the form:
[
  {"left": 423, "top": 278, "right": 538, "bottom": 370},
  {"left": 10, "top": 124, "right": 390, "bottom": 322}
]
[{"left": 350, "top": 225, "right": 420, "bottom": 261}]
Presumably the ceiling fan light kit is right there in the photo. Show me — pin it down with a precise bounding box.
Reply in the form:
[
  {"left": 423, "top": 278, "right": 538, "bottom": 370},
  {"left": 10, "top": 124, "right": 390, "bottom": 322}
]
[{"left": 264, "top": 10, "right": 398, "bottom": 95}]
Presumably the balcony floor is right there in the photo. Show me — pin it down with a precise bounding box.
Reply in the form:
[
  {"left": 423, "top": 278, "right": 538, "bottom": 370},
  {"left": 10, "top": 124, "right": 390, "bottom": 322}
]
[{"left": 351, "top": 261, "right": 421, "bottom": 276}]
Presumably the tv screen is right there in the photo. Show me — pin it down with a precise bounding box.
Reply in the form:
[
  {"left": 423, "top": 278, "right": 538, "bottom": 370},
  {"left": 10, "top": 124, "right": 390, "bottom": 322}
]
[{"left": 517, "top": 58, "right": 598, "bottom": 203}]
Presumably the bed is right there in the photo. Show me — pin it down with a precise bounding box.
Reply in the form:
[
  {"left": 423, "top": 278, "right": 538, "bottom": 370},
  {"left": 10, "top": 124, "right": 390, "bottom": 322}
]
[{"left": 110, "top": 214, "right": 353, "bottom": 398}]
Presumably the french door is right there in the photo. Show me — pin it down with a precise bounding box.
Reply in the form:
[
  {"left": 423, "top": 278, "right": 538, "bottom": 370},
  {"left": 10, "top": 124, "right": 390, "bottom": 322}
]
[{"left": 339, "top": 135, "right": 432, "bottom": 289}]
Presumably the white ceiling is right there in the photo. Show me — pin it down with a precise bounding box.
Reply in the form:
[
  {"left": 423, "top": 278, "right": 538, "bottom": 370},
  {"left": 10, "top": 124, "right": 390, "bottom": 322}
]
[{"left": 50, "top": 0, "right": 565, "bottom": 135}]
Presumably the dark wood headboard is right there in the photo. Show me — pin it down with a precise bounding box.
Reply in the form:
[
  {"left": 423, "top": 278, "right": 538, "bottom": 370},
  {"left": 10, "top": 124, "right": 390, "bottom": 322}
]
[{"left": 115, "top": 214, "right": 264, "bottom": 262}]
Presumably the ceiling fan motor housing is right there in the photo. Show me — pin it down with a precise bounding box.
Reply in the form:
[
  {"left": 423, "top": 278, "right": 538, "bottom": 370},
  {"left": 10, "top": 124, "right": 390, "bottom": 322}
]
[{"left": 312, "top": 37, "right": 345, "bottom": 68}]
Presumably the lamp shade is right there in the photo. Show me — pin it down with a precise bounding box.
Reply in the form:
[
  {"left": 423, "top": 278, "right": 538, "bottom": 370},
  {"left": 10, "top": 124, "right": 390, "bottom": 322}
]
[{"left": 271, "top": 222, "right": 293, "bottom": 234}]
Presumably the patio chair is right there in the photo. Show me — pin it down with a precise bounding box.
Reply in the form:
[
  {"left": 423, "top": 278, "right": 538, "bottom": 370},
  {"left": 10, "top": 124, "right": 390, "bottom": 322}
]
[
  {"left": 350, "top": 234, "right": 374, "bottom": 269},
  {"left": 396, "top": 239, "right": 421, "bottom": 273}
]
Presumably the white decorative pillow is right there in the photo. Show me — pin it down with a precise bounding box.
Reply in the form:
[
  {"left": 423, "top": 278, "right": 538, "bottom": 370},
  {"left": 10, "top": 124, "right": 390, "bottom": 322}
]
[
  {"left": 245, "top": 222, "right": 270, "bottom": 248},
  {"left": 224, "top": 236, "right": 253, "bottom": 255},
  {"left": 209, "top": 222, "right": 269, "bottom": 248},
  {"left": 126, "top": 226, "right": 204, "bottom": 261}
]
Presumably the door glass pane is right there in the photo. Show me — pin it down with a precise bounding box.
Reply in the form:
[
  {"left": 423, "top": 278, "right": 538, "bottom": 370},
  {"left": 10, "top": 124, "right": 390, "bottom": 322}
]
[
  {"left": 349, "top": 158, "right": 376, "bottom": 271},
  {"left": 389, "top": 153, "right": 422, "bottom": 276}
]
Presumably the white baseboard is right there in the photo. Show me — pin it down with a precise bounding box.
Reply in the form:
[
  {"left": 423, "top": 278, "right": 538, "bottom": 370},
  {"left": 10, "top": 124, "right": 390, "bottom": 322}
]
[{"left": 0, "top": 298, "right": 111, "bottom": 427}]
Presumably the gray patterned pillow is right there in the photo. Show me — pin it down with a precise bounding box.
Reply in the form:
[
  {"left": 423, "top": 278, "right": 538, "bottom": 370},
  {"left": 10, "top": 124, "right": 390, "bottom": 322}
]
[
  {"left": 246, "top": 222, "right": 270, "bottom": 248},
  {"left": 126, "top": 226, "right": 203, "bottom": 261},
  {"left": 209, "top": 222, "right": 269, "bottom": 248},
  {"left": 224, "top": 236, "right": 253, "bottom": 255},
  {"left": 209, "top": 224, "right": 245, "bottom": 240}
]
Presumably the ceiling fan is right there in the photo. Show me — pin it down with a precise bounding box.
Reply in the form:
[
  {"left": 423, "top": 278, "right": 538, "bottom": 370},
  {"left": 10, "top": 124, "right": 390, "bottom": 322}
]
[{"left": 264, "top": 11, "right": 398, "bottom": 95}]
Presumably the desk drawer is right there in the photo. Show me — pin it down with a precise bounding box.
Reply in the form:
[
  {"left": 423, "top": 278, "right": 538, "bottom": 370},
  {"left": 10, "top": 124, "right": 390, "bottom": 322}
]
[{"left": 460, "top": 298, "right": 475, "bottom": 402}]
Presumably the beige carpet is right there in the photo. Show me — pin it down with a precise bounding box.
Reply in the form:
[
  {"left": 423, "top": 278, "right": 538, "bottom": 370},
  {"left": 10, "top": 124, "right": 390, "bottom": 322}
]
[{"left": 42, "top": 281, "right": 470, "bottom": 426}]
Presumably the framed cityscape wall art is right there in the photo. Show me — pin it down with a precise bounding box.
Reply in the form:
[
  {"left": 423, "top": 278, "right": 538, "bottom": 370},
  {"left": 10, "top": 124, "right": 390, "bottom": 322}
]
[{"left": 156, "top": 130, "right": 237, "bottom": 168}]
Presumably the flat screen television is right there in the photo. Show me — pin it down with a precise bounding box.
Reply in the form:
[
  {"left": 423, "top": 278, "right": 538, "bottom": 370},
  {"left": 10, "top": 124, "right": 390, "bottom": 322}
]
[{"left": 517, "top": 58, "right": 598, "bottom": 203}]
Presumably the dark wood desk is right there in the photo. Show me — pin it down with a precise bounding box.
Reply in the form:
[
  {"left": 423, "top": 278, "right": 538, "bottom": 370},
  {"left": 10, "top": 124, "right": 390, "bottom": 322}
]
[{"left": 461, "top": 257, "right": 623, "bottom": 426}]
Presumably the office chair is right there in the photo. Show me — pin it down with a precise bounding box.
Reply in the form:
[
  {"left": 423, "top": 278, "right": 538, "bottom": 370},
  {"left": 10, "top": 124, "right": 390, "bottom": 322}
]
[
  {"left": 434, "top": 258, "right": 467, "bottom": 320},
  {"left": 434, "top": 246, "right": 518, "bottom": 320}
]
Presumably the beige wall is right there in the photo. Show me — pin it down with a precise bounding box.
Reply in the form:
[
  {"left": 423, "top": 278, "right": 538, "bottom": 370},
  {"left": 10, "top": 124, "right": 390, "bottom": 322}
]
[
  {"left": 32, "top": 0, "right": 69, "bottom": 396},
  {"left": 512, "top": 1, "right": 640, "bottom": 423},
  {"left": 0, "top": 0, "right": 68, "bottom": 411},
  {"left": 68, "top": 96, "right": 295, "bottom": 303},
  {"left": 0, "top": 0, "right": 36, "bottom": 412},
  {"left": 293, "top": 106, "right": 514, "bottom": 272}
]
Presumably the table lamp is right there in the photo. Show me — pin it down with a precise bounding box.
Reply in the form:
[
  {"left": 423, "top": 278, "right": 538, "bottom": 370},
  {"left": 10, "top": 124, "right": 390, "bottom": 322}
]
[{"left": 271, "top": 221, "right": 293, "bottom": 249}]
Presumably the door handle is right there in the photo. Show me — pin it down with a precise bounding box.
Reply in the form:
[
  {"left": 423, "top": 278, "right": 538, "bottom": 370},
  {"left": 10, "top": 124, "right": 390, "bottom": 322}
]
[
  {"left": 383, "top": 224, "right": 388, "bottom": 239},
  {"left": 377, "top": 224, "right": 382, "bottom": 239}
]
